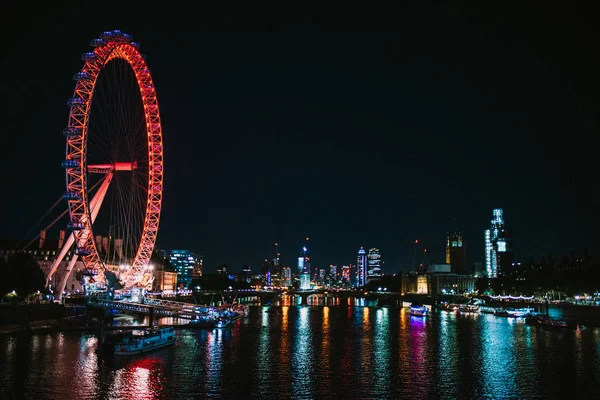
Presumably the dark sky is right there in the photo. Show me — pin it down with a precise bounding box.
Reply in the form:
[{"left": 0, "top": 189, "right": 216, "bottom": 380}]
[{"left": 1, "top": 2, "right": 598, "bottom": 273}]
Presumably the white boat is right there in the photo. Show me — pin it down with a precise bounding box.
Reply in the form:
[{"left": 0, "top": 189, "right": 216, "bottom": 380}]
[
  {"left": 494, "top": 307, "right": 534, "bottom": 318},
  {"left": 114, "top": 327, "right": 175, "bottom": 355},
  {"left": 410, "top": 305, "right": 428, "bottom": 317},
  {"left": 459, "top": 304, "right": 480, "bottom": 313}
]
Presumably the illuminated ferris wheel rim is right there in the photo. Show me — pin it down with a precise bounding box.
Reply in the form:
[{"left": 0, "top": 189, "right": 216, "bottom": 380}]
[{"left": 63, "top": 30, "right": 163, "bottom": 288}]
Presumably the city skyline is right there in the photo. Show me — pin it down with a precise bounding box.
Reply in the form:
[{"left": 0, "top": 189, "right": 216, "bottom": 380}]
[{"left": 1, "top": 3, "right": 599, "bottom": 274}]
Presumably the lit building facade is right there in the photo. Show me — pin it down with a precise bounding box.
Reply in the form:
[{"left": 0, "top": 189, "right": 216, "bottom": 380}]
[
  {"left": 357, "top": 247, "right": 367, "bottom": 287},
  {"left": 484, "top": 208, "right": 513, "bottom": 278},
  {"left": 282, "top": 266, "right": 292, "bottom": 287},
  {"left": 341, "top": 265, "right": 350, "bottom": 282},
  {"left": 330, "top": 265, "right": 337, "bottom": 279},
  {"left": 367, "top": 248, "right": 382, "bottom": 282},
  {"left": 300, "top": 273, "right": 311, "bottom": 290},
  {"left": 446, "top": 231, "right": 466, "bottom": 274},
  {"left": 298, "top": 245, "right": 311, "bottom": 290},
  {"left": 160, "top": 249, "right": 203, "bottom": 289}
]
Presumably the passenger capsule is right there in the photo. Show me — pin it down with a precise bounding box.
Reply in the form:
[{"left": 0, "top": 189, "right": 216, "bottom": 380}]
[
  {"left": 63, "top": 192, "right": 81, "bottom": 200},
  {"left": 61, "top": 159, "right": 79, "bottom": 168},
  {"left": 63, "top": 127, "right": 81, "bottom": 137},
  {"left": 67, "top": 97, "right": 85, "bottom": 107},
  {"left": 67, "top": 222, "right": 85, "bottom": 231},
  {"left": 73, "top": 72, "right": 91, "bottom": 81},
  {"left": 90, "top": 38, "right": 105, "bottom": 47},
  {"left": 81, "top": 52, "right": 98, "bottom": 61},
  {"left": 74, "top": 247, "right": 92, "bottom": 256}
]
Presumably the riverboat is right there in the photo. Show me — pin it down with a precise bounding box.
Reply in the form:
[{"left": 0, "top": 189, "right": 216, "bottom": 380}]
[
  {"left": 494, "top": 308, "right": 534, "bottom": 318},
  {"left": 114, "top": 327, "right": 175, "bottom": 356},
  {"left": 459, "top": 304, "right": 480, "bottom": 313},
  {"left": 410, "top": 305, "right": 428, "bottom": 317},
  {"left": 440, "top": 303, "right": 460, "bottom": 312},
  {"left": 525, "top": 314, "right": 568, "bottom": 328}
]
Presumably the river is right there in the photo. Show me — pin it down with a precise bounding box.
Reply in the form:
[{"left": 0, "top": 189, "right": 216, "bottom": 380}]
[{"left": 1, "top": 305, "right": 599, "bottom": 399}]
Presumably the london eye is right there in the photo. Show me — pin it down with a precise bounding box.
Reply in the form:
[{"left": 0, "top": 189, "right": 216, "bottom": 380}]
[{"left": 45, "top": 30, "right": 164, "bottom": 293}]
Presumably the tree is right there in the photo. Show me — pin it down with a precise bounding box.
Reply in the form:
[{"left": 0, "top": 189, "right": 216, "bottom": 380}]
[{"left": 1, "top": 252, "right": 45, "bottom": 297}]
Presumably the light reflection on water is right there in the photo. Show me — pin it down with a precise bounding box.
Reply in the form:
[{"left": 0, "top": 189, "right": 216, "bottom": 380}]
[{"left": 2, "top": 306, "right": 600, "bottom": 399}]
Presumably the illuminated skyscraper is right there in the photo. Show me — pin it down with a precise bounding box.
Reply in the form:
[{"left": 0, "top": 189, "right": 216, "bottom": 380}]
[
  {"left": 298, "top": 242, "right": 311, "bottom": 290},
  {"left": 330, "top": 265, "right": 337, "bottom": 279},
  {"left": 341, "top": 265, "right": 350, "bottom": 282},
  {"left": 446, "top": 231, "right": 466, "bottom": 274},
  {"left": 282, "top": 266, "right": 292, "bottom": 287},
  {"left": 367, "top": 248, "right": 382, "bottom": 282},
  {"left": 297, "top": 246, "right": 307, "bottom": 275},
  {"left": 357, "top": 247, "right": 367, "bottom": 287},
  {"left": 484, "top": 208, "right": 513, "bottom": 278}
]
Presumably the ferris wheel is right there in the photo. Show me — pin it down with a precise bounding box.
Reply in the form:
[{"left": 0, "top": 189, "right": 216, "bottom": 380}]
[{"left": 46, "top": 30, "right": 164, "bottom": 292}]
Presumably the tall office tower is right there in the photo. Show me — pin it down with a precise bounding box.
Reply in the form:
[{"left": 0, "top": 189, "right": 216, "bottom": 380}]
[
  {"left": 300, "top": 273, "right": 311, "bottom": 290},
  {"left": 367, "top": 248, "right": 382, "bottom": 282},
  {"left": 273, "top": 242, "right": 281, "bottom": 275},
  {"left": 319, "top": 269, "right": 326, "bottom": 282},
  {"left": 282, "top": 266, "right": 292, "bottom": 287},
  {"left": 330, "top": 265, "right": 337, "bottom": 279},
  {"left": 297, "top": 245, "right": 307, "bottom": 275},
  {"left": 484, "top": 208, "right": 513, "bottom": 278},
  {"left": 341, "top": 265, "right": 350, "bottom": 282},
  {"left": 298, "top": 241, "right": 311, "bottom": 290},
  {"left": 161, "top": 249, "right": 203, "bottom": 289},
  {"left": 446, "top": 231, "right": 466, "bottom": 274},
  {"left": 261, "top": 258, "right": 272, "bottom": 286},
  {"left": 357, "top": 247, "right": 367, "bottom": 287}
]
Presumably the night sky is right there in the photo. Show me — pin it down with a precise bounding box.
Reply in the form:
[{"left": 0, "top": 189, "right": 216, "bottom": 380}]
[{"left": 1, "top": 2, "right": 598, "bottom": 273}]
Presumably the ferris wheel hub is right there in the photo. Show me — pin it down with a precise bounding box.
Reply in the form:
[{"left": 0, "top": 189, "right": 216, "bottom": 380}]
[{"left": 87, "top": 161, "right": 138, "bottom": 173}]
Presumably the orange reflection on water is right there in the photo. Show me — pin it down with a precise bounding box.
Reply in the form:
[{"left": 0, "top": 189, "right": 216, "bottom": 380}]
[
  {"left": 322, "top": 306, "right": 330, "bottom": 361},
  {"left": 362, "top": 306, "right": 370, "bottom": 328}
]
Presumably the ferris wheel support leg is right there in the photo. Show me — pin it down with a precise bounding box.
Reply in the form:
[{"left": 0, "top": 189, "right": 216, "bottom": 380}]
[
  {"left": 55, "top": 173, "right": 113, "bottom": 301},
  {"left": 45, "top": 231, "right": 76, "bottom": 288}
]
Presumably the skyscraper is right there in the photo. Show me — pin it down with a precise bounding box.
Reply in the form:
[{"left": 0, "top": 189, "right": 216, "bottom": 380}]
[
  {"left": 341, "top": 265, "right": 350, "bottom": 282},
  {"left": 367, "top": 248, "right": 382, "bottom": 282},
  {"left": 282, "top": 266, "right": 291, "bottom": 287},
  {"left": 357, "top": 247, "right": 367, "bottom": 287},
  {"left": 298, "top": 242, "right": 311, "bottom": 290},
  {"left": 330, "top": 265, "right": 337, "bottom": 279},
  {"left": 484, "top": 208, "right": 513, "bottom": 278},
  {"left": 446, "top": 231, "right": 466, "bottom": 274}
]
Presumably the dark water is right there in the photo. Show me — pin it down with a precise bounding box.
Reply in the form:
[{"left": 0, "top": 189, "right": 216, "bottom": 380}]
[{"left": 1, "top": 306, "right": 600, "bottom": 399}]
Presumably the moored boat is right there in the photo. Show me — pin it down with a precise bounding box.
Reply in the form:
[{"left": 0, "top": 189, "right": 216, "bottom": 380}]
[
  {"left": 525, "top": 314, "right": 568, "bottom": 328},
  {"left": 114, "top": 327, "right": 175, "bottom": 356},
  {"left": 410, "top": 305, "right": 428, "bottom": 317},
  {"left": 494, "top": 307, "right": 534, "bottom": 318},
  {"left": 479, "top": 306, "right": 497, "bottom": 314},
  {"left": 459, "top": 304, "right": 480, "bottom": 313}
]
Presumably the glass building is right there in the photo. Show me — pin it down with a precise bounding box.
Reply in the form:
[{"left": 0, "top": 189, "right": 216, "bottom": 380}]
[
  {"left": 367, "top": 248, "right": 382, "bottom": 282},
  {"left": 357, "top": 247, "right": 367, "bottom": 287},
  {"left": 160, "top": 249, "right": 202, "bottom": 289},
  {"left": 484, "top": 209, "right": 513, "bottom": 278}
]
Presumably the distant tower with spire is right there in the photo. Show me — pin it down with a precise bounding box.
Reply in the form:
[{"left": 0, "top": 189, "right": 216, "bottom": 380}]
[{"left": 446, "top": 218, "right": 466, "bottom": 274}]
